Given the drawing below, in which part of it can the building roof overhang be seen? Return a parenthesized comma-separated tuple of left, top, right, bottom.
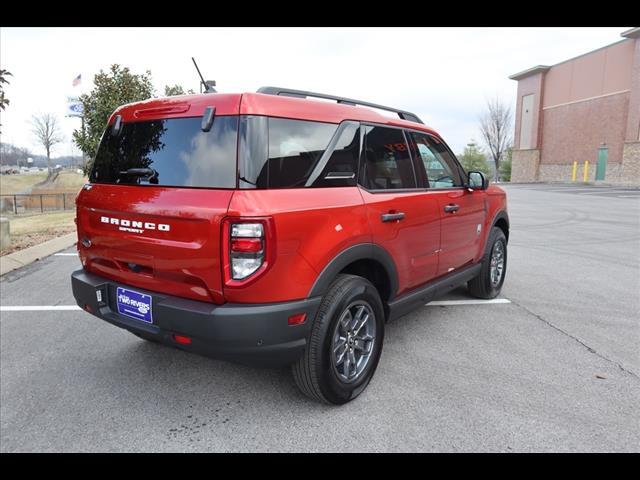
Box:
(508, 65, 550, 81)
(621, 27, 640, 39)
(509, 28, 638, 82)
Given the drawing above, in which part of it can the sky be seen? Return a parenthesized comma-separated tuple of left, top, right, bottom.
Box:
(0, 27, 631, 158)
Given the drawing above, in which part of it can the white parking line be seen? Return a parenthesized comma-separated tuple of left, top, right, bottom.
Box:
(426, 298, 511, 306)
(1, 298, 512, 312)
(54, 253, 78, 256)
(1, 306, 82, 311)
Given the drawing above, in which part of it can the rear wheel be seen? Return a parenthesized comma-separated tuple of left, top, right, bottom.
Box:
(292, 274, 385, 404)
(468, 226, 507, 299)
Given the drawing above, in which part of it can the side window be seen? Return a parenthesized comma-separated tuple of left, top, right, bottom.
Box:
(360, 126, 417, 190)
(307, 122, 360, 187)
(239, 117, 339, 189)
(267, 118, 338, 188)
(410, 132, 463, 188)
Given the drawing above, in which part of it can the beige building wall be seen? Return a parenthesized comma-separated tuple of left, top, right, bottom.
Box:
(542, 39, 633, 108)
(513, 72, 545, 151)
(509, 28, 640, 186)
(540, 91, 629, 168)
(624, 38, 640, 142)
(510, 69, 545, 183)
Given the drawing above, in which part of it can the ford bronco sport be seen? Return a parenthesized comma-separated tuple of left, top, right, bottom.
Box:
(71, 87, 509, 404)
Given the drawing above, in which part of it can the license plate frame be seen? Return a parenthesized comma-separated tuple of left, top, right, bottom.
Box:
(116, 287, 153, 324)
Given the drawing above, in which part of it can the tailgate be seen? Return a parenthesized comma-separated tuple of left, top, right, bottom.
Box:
(76, 184, 232, 304)
(75, 107, 241, 305)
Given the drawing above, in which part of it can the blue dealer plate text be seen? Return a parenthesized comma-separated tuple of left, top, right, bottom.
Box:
(116, 287, 153, 324)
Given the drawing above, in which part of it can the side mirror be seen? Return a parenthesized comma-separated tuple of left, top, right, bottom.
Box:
(468, 171, 489, 190)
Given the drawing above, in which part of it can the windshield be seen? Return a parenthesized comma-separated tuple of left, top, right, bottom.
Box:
(90, 116, 238, 188)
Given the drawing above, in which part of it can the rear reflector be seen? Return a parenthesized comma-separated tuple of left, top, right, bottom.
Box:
(288, 313, 307, 326)
(173, 334, 192, 345)
(231, 237, 263, 253)
(84, 304, 93, 313)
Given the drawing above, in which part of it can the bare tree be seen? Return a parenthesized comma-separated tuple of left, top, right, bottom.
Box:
(0, 142, 31, 167)
(30, 113, 63, 173)
(479, 97, 512, 182)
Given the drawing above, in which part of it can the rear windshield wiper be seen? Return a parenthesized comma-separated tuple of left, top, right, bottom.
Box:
(118, 168, 159, 184)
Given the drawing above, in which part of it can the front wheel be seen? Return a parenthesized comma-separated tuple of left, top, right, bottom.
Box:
(468, 226, 507, 299)
(292, 274, 385, 405)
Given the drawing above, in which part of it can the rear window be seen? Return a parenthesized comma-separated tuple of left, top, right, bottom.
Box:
(90, 116, 238, 188)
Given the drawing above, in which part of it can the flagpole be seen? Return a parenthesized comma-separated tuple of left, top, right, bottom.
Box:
(78, 74, 84, 171)
(68, 73, 85, 171)
(81, 114, 86, 170)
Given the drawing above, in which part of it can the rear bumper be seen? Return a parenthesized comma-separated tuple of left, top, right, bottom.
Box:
(71, 269, 321, 367)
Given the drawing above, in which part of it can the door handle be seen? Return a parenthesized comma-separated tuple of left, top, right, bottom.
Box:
(444, 204, 459, 213)
(381, 212, 405, 222)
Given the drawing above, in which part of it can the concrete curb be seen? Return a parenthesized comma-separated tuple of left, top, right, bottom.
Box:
(503, 181, 640, 189)
(0, 233, 77, 277)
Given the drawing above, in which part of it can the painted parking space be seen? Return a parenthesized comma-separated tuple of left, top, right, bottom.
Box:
(1, 185, 639, 452)
(506, 183, 640, 199)
(0, 298, 513, 312)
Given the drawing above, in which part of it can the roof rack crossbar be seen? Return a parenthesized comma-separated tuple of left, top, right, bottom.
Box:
(257, 86, 423, 124)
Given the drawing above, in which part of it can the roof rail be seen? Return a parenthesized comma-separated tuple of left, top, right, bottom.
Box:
(257, 86, 423, 124)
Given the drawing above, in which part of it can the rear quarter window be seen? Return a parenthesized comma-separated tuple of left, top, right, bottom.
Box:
(239, 117, 359, 189)
(267, 118, 337, 188)
(90, 116, 238, 188)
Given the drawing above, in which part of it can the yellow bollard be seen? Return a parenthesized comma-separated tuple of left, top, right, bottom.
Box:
(572, 161, 577, 182)
(583, 161, 589, 182)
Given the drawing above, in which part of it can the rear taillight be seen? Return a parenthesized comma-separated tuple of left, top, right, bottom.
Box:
(230, 222, 264, 280)
(222, 217, 275, 286)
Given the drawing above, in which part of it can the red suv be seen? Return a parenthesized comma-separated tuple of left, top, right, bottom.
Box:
(71, 87, 509, 404)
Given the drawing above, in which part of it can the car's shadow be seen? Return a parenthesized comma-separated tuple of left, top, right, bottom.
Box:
(76, 286, 473, 413)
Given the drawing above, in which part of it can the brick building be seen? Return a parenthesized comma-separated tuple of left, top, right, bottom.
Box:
(509, 27, 640, 185)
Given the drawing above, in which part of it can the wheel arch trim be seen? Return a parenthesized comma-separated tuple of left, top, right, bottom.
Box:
(308, 243, 399, 300)
(491, 210, 510, 242)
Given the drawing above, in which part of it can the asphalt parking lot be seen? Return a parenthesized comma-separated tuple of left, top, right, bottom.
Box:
(1, 183, 639, 452)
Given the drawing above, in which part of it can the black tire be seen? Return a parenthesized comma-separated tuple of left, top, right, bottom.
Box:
(468, 226, 507, 299)
(292, 274, 385, 405)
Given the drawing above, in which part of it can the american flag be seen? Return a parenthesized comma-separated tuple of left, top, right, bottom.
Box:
(72, 74, 81, 87)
